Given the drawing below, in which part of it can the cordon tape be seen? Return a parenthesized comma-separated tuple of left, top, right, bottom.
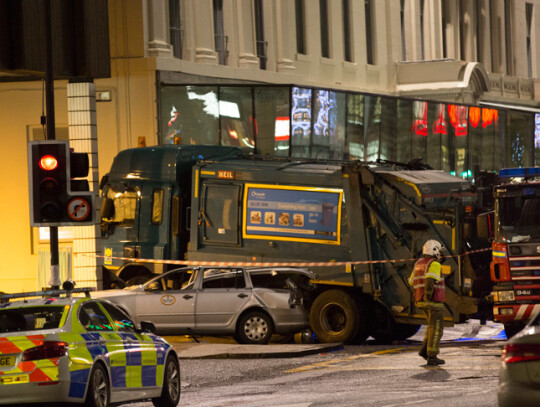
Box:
(90, 247, 491, 268)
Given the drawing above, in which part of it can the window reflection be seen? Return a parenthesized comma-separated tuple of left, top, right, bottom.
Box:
(158, 84, 538, 175)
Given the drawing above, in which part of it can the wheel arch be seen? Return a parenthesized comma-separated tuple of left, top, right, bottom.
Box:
(235, 307, 275, 333)
(84, 358, 111, 401)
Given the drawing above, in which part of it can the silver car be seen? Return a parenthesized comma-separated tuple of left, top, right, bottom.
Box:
(94, 266, 316, 344)
(499, 311, 540, 406)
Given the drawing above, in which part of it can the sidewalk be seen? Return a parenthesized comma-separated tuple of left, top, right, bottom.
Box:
(165, 319, 506, 359)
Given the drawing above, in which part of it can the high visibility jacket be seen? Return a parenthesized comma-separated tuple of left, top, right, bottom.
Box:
(409, 257, 445, 303)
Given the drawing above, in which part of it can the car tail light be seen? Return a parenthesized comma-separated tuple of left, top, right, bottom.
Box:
(502, 343, 540, 364)
(22, 341, 67, 361)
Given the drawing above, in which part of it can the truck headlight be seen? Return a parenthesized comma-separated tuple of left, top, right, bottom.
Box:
(492, 290, 515, 302)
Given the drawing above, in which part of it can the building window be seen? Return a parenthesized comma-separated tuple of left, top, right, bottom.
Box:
(400, 0, 406, 61)
(476, 0, 482, 63)
(505, 0, 514, 75)
(295, 0, 306, 54)
(254, 0, 267, 70)
(169, 0, 182, 58)
(526, 2, 534, 78)
(320, 0, 330, 58)
(342, 0, 352, 62)
(441, 0, 447, 59)
(420, 0, 425, 60)
(213, 0, 227, 65)
(365, 0, 374, 64)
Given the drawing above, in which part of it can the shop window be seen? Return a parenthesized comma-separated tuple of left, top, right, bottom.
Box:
(219, 87, 254, 149)
(291, 87, 312, 158)
(380, 98, 397, 162)
(396, 99, 412, 163)
(364, 95, 381, 162)
(159, 85, 219, 145)
(506, 111, 533, 168)
(346, 94, 364, 160)
(254, 87, 290, 156)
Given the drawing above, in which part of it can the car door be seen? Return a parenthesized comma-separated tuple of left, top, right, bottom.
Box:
(135, 268, 198, 334)
(194, 268, 252, 333)
(99, 301, 160, 389)
(78, 301, 126, 396)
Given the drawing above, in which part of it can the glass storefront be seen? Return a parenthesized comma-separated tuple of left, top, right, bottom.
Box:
(158, 83, 538, 177)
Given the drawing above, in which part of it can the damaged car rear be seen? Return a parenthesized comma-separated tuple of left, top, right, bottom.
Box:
(93, 266, 316, 344)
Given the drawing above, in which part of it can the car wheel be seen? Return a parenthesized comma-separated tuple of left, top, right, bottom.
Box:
(236, 311, 274, 344)
(310, 289, 359, 344)
(84, 363, 110, 407)
(152, 354, 181, 407)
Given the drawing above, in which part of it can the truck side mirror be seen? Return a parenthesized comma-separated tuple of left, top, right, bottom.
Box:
(101, 197, 115, 220)
(99, 174, 109, 190)
(476, 211, 493, 241)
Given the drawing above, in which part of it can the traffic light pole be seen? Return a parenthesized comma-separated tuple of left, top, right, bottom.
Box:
(44, 0, 60, 289)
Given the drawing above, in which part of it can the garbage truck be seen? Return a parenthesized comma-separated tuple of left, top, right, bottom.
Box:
(488, 167, 540, 337)
(100, 144, 491, 343)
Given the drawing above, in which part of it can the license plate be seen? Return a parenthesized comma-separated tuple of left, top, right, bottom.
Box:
(0, 374, 29, 385)
(0, 355, 15, 368)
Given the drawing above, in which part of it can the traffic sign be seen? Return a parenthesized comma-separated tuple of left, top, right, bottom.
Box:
(66, 197, 91, 221)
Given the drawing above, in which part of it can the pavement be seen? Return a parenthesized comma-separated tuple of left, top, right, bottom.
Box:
(165, 319, 507, 359)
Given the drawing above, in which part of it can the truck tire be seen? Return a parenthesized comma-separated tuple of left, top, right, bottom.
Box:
(310, 290, 359, 344)
(368, 303, 396, 343)
(393, 323, 421, 340)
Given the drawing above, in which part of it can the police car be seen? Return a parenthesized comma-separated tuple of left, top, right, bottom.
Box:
(0, 283, 180, 407)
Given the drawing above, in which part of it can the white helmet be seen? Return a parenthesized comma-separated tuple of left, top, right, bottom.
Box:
(422, 240, 443, 260)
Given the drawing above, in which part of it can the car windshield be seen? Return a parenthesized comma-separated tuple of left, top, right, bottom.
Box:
(0, 306, 66, 333)
(144, 268, 197, 291)
(496, 195, 540, 242)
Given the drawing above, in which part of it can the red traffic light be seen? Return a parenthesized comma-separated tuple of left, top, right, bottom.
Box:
(39, 155, 59, 171)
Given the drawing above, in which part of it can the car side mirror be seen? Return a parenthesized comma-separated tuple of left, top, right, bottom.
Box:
(139, 320, 156, 334)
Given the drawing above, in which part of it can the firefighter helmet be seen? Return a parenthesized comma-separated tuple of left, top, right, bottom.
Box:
(422, 240, 443, 260)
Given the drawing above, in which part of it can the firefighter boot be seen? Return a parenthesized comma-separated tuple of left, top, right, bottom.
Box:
(419, 344, 428, 360)
(427, 356, 445, 366)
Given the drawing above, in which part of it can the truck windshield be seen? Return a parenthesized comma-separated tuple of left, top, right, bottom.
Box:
(0, 306, 66, 333)
(496, 195, 540, 243)
(104, 185, 138, 226)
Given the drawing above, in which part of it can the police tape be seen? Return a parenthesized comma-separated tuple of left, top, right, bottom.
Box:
(94, 247, 491, 268)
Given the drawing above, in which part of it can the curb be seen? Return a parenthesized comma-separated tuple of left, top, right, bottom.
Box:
(173, 343, 344, 359)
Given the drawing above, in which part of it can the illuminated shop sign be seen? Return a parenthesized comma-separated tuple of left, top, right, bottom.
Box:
(412, 102, 499, 137)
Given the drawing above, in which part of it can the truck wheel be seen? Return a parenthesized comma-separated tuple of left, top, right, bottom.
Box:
(310, 290, 359, 344)
(368, 303, 395, 343)
(393, 323, 421, 340)
(236, 311, 274, 344)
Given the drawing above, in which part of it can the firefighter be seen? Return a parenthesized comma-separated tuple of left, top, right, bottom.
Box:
(408, 239, 446, 366)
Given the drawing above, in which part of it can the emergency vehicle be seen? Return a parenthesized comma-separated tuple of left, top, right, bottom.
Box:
(0, 282, 180, 407)
(489, 167, 540, 337)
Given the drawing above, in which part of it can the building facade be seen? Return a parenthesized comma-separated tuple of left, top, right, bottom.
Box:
(1, 0, 540, 291)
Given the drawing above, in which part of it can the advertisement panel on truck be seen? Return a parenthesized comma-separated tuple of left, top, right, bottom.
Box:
(242, 184, 343, 245)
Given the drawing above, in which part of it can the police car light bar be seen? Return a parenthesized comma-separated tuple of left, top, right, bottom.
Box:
(0, 287, 96, 301)
(499, 167, 540, 178)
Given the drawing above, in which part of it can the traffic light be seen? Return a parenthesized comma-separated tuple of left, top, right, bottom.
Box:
(28, 140, 93, 226)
